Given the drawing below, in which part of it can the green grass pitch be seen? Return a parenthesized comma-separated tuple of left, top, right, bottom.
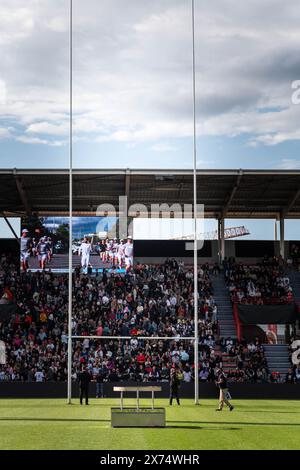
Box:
(0, 398, 299, 450)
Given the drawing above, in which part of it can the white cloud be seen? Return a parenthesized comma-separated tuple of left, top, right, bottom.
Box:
(197, 159, 215, 168)
(150, 143, 177, 152)
(0, 127, 12, 139)
(276, 158, 300, 169)
(26, 121, 68, 136)
(1, 0, 300, 151)
(16, 135, 65, 146)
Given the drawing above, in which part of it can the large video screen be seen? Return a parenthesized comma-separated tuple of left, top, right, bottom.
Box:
(20, 216, 133, 273)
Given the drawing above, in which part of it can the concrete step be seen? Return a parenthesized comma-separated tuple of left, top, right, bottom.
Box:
(263, 344, 291, 375)
(264, 348, 289, 354)
(212, 275, 236, 338)
(220, 331, 237, 337)
(265, 348, 289, 351)
(218, 315, 235, 319)
(264, 348, 289, 352)
(267, 360, 290, 364)
(266, 359, 290, 364)
(265, 354, 289, 358)
(265, 357, 290, 360)
(219, 319, 235, 323)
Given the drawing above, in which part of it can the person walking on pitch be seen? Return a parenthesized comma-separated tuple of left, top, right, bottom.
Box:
(215, 368, 234, 411)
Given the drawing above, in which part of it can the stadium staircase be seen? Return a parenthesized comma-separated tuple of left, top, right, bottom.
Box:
(262, 267, 299, 380)
(259, 267, 297, 379)
(211, 274, 238, 374)
(212, 267, 297, 379)
(212, 273, 237, 339)
(263, 344, 291, 380)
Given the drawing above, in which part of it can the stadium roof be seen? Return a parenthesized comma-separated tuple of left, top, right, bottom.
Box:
(1, 168, 300, 219)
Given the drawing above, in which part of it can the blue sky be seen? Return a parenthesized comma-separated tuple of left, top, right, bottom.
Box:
(2, 134, 300, 170)
(43, 217, 300, 241)
(1, 0, 300, 171)
(0, 1, 300, 239)
(0, 0, 300, 169)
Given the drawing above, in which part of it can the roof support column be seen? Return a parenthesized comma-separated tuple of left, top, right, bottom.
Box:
(218, 217, 225, 264)
(14, 175, 32, 216)
(279, 216, 285, 260)
(125, 169, 131, 206)
(274, 220, 278, 241)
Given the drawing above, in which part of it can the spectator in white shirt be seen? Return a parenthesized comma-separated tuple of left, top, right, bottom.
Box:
(35, 370, 45, 382)
(183, 370, 192, 382)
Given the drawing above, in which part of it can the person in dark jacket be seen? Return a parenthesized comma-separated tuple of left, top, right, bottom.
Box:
(78, 366, 91, 405)
(285, 368, 295, 384)
(215, 368, 234, 411)
(169, 365, 181, 405)
(96, 368, 106, 398)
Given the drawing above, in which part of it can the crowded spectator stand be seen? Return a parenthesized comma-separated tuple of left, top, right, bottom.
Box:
(224, 256, 294, 305)
(0, 253, 275, 386)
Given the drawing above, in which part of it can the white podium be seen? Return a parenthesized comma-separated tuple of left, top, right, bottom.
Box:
(111, 386, 166, 427)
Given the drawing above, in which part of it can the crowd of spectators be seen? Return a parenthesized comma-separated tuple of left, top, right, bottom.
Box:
(0, 252, 275, 385)
(219, 336, 269, 383)
(223, 256, 293, 304)
(0, 255, 219, 383)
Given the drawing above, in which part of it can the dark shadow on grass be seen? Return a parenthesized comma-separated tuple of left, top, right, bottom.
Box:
(239, 410, 300, 414)
(0, 417, 241, 431)
(168, 420, 300, 427)
(0, 417, 110, 423)
(167, 425, 241, 430)
(1, 417, 300, 428)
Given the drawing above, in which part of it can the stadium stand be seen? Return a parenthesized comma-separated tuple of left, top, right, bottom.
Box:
(223, 256, 293, 305)
(0, 252, 274, 384)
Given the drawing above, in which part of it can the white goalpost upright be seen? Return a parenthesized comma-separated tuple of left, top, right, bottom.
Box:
(191, 0, 199, 406)
(66, 0, 199, 405)
(67, 0, 73, 405)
